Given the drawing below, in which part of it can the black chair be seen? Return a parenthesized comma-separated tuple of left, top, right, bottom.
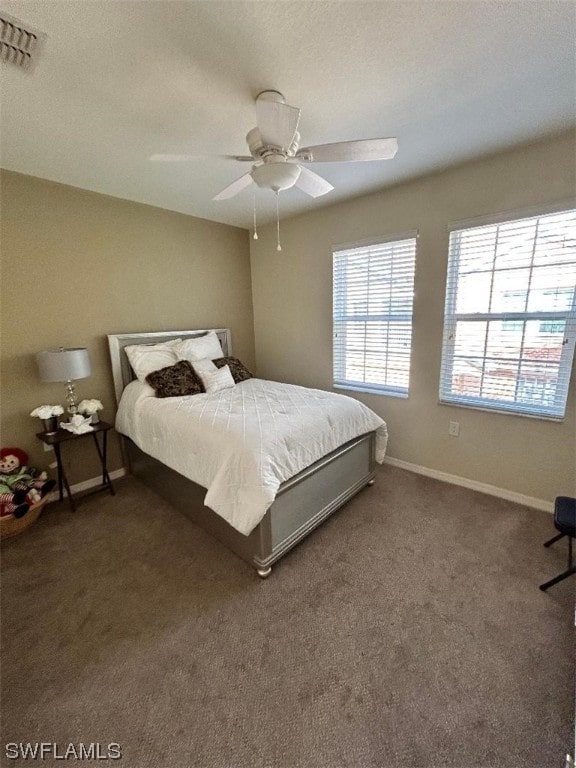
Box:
(540, 496, 576, 591)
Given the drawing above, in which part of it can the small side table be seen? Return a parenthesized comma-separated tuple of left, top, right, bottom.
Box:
(36, 420, 116, 512)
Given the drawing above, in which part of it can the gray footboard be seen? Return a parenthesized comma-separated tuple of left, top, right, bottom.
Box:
(125, 432, 376, 576)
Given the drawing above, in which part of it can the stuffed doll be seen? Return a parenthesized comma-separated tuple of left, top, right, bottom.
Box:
(0, 448, 55, 518)
(0, 488, 30, 519)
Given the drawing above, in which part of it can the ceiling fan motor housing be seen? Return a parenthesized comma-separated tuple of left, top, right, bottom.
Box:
(247, 127, 300, 159)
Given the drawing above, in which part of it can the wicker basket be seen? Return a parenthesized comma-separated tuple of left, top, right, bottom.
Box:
(0, 496, 49, 540)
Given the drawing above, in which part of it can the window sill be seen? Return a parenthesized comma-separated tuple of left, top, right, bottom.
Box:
(438, 398, 565, 422)
(334, 384, 408, 399)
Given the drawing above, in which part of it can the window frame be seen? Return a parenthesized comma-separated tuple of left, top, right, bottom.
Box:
(439, 208, 576, 420)
(332, 232, 418, 398)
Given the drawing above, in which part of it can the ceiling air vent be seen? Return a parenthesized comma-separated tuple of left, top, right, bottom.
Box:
(0, 11, 45, 70)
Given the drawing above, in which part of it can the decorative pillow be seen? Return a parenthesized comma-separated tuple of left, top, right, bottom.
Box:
(192, 357, 218, 376)
(213, 357, 253, 384)
(146, 360, 205, 398)
(197, 364, 236, 394)
(176, 331, 224, 363)
(125, 338, 182, 383)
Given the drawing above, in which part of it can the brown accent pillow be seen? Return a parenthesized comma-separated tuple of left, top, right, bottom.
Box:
(213, 357, 253, 384)
(146, 360, 205, 398)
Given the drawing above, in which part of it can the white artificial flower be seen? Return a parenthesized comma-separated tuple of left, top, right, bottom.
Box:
(78, 399, 103, 414)
(30, 404, 64, 419)
(30, 406, 52, 419)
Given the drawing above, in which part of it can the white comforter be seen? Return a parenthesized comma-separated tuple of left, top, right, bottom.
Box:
(116, 378, 388, 535)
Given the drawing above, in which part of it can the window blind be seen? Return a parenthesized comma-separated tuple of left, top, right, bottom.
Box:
(439, 208, 576, 419)
(333, 236, 417, 396)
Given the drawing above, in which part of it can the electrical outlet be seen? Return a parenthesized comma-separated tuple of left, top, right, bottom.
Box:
(42, 442, 53, 452)
(449, 421, 460, 437)
(49, 461, 58, 469)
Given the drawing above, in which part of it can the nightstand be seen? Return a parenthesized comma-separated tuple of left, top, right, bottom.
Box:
(36, 420, 116, 512)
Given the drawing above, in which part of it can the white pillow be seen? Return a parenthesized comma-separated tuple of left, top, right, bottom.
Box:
(192, 358, 217, 375)
(124, 338, 182, 383)
(176, 331, 224, 363)
(197, 365, 235, 394)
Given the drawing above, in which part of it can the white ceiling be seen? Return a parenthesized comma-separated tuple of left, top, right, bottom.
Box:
(1, 1, 575, 229)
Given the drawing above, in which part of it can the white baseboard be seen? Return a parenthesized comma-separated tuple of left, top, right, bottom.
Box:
(383, 456, 554, 513)
(45, 467, 127, 503)
(44, 460, 554, 514)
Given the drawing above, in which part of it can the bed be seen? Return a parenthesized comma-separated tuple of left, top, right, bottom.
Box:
(108, 329, 388, 577)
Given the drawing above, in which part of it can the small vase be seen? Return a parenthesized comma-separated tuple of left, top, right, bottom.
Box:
(42, 416, 58, 434)
(89, 413, 99, 424)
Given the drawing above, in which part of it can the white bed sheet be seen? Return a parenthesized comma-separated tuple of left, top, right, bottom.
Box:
(116, 378, 388, 535)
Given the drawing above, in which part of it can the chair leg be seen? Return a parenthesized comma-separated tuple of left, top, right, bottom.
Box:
(539, 566, 576, 592)
(544, 532, 565, 547)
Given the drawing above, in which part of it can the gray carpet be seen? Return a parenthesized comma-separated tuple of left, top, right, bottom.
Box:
(1, 466, 573, 768)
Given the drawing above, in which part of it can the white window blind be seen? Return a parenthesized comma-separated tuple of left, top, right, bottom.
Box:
(439, 208, 576, 419)
(333, 235, 417, 397)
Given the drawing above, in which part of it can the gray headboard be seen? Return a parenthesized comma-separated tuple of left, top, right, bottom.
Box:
(107, 328, 231, 405)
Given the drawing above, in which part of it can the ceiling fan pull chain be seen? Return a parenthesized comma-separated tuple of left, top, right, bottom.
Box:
(252, 189, 258, 240)
(276, 191, 282, 252)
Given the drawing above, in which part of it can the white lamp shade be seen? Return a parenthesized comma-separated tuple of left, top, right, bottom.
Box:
(36, 348, 91, 382)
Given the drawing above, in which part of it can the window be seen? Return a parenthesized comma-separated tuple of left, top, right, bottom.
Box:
(439, 208, 576, 419)
(332, 235, 417, 397)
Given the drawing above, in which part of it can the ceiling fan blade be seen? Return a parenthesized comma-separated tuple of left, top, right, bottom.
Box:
(150, 153, 200, 162)
(213, 172, 254, 201)
(294, 166, 334, 198)
(221, 155, 254, 162)
(256, 99, 301, 149)
(296, 138, 398, 163)
(150, 153, 254, 162)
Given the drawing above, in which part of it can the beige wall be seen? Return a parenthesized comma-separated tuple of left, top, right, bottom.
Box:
(250, 131, 576, 504)
(1, 171, 254, 484)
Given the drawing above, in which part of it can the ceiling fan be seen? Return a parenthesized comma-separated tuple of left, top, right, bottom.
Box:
(152, 90, 398, 202)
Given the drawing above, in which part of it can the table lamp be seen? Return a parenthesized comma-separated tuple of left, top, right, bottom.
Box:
(36, 348, 91, 414)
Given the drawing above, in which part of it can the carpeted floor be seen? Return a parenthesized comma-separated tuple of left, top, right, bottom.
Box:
(1, 465, 573, 768)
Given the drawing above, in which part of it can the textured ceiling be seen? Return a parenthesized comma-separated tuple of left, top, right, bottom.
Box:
(1, 0, 575, 228)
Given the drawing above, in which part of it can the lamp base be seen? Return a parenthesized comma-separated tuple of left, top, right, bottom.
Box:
(65, 380, 78, 415)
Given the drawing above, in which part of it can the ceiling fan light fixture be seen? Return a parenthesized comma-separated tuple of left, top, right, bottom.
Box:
(206, 89, 398, 204)
(251, 162, 301, 192)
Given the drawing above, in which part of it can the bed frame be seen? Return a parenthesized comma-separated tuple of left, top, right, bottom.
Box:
(108, 329, 376, 577)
